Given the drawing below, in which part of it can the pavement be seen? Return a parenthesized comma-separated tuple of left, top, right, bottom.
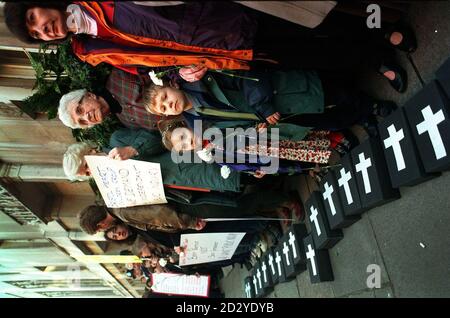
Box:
(219, 1, 450, 298)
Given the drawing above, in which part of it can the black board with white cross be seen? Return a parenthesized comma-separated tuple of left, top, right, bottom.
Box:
(303, 234, 334, 283)
(436, 56, 450, 99)
(244, 276, 255, 298)
(305, 191, 343, 250)
(319, 172, 360, 229)
(283, 224, 308, 277)
(331, 154, 366, 216)
(258, 252, 274, 292)
(378, 107, 437, 187)
(403, 80, 450, 172)
(351, 138, 401, 209)
(251, 262, 265, 298)
(264, 247, 279, 286)
(273, 244, 289, 283)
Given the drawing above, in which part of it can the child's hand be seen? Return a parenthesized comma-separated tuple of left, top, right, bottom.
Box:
(253, 170, 267, 178)
(266, 112, 281, 125)
(195, 218, 207, 231)
(108, 146, 138, 160)
(257, 122, 267, 133)
(179, 65, 208, 82)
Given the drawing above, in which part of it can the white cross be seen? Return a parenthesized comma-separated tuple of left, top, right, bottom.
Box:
(288, 232, 298, 259)
(282, 242, 291, 266)
(256, 268, 262, 289)
(261, 261, 268, 283)
(309, 205, 322, 236)
(252, 276, 258, 294)
(323, 182, 337, 216)
(268, 254, 276, 275)
(306, 244, 317, 276)
(355, 152, 373, 194)
(416, 105, 447, 160)
(245, 282, 251, 298)
(383, 124, 406, 171)
(338, 168, 354, 205)
(275, 251, 283, 277)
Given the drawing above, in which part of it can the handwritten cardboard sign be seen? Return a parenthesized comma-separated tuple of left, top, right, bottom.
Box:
(85, 156, 167, 208)
(178, 232, 245, 266)
(150, 273, 210, 297)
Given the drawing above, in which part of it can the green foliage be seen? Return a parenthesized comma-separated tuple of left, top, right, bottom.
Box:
(22, 39, 116, 145)
(22, 40, 111, 119)
(71, 114, 123, 148)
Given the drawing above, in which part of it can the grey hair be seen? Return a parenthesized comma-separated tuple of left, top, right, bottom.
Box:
(58, 89, 87, 129)
(63, 142, 97, 181)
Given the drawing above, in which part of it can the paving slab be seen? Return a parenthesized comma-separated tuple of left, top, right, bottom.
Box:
(327, 215, 391, 297)
(296, 271, 335, 298)
(367, 173, 450, 297)
(273, 280, 301, 298)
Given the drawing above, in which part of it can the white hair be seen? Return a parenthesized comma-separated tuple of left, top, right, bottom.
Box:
(58, 89, 87, 129)
(63, 142, 97, 181)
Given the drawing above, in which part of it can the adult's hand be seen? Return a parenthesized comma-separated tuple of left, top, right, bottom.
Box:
(266, 112, 281, 125)
(108, 146, 138, 160)
(179, 65, 208, 82)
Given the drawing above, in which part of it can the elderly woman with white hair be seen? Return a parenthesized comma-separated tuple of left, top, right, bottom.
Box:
(63, 142, 100, 181)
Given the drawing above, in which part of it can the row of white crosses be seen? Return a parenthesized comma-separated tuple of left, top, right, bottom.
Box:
(245, 224, 309, 297)
(245, 75, 450, 296)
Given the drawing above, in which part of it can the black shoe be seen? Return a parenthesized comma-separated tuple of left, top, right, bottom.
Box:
(384, 23, 417, 53)
(373, 100, 398, 118)
(379, 62, 408, 93)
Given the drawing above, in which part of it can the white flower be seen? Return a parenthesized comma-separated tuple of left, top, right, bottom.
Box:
(158, 258, 167, 267)
(149, 71, 164, 86)
(220, 165, 231, 179)
(196, 148, 214, 163)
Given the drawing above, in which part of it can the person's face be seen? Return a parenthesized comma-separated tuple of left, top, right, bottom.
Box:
(106, 224, 130, 241)
(170, 127, 201, 152)
(153, 87, 189, 116)
(26, 7, 69, 41)
(77, 149, 101, 177)
(70, 92, 111, 127)
(97, 213, 117, 232)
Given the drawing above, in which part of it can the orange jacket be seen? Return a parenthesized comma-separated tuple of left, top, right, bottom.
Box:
(71, 2, 253, 74)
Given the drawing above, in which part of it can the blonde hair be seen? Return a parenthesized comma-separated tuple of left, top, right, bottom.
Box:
(158, 117, 188, 150)
(143, 83, 166, 115)
(63, 142, 97, 181)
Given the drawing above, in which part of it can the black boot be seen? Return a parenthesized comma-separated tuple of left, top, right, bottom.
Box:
(378, 61, 408, 93)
